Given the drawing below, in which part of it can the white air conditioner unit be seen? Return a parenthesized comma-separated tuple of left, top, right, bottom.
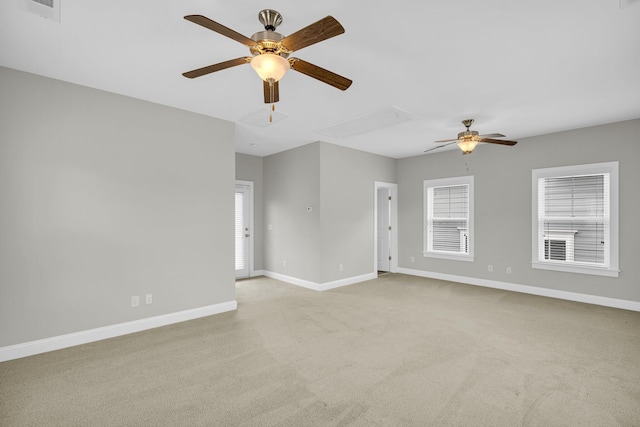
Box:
(543, 230, 577, 262)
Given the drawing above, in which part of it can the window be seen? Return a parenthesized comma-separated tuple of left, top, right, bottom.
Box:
(532, 162, 619, 277)
(423, 176, 474, 261)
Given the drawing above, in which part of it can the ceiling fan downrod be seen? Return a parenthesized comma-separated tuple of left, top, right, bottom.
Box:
(258, 9, 283, 31)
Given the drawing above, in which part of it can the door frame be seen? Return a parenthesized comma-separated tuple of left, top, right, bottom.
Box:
(374, 181, 398, 274)
(235, 180, 254, 279)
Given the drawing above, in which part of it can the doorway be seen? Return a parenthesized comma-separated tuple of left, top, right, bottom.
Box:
(374, 182, 398, 275)
(235, 181, 253, 279)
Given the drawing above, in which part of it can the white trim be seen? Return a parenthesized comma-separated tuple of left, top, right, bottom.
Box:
(421, 251, 475, 262)
(263, 271, 320, 290)
(250, 269, 265, 277)
(374, 181, 398, 274)
(0, 301, 237, 362)
(531, 261, 620, 277)
(319, 273, 377, 291)
(263, 271, 376, 291)
(397, 267, 639, 312)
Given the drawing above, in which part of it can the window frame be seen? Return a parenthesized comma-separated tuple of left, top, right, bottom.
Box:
(531, 162, 619, 277)
(423, 175, 474, 262)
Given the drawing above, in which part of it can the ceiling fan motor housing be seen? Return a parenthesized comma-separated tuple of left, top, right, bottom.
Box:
(250, 31, 290, 57)
(458, 130, 479, 140)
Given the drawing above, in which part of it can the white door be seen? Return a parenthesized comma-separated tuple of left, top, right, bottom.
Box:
(235, 184, 251, 279)
(377, 187, 391, 272)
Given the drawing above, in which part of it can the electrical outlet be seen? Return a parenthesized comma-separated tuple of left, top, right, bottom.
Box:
(506, 267, 512, 274)
(131, 296, 139, 307)
(283, 260, 287, 268)
(146, 294, 152, 304)
(488, 265, 493, 272)
(339, 264, 343, 271)
(410, 256, 415, 263)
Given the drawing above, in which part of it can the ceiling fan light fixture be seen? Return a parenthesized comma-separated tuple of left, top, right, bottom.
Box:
(457, 138, 479, 154)
(250, 53, 290, 83)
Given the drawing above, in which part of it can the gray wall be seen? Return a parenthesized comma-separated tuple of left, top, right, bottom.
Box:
(319, 142, 396, 282)
(0, 67, 236, 347)
(264, 142, 322, 282)
(263, 141, 395, 284)
(397, 119, 640, 302)
(235, 153, 264, 272)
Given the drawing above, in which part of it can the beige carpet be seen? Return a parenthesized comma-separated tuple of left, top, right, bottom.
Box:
(1, 274, 639, 426)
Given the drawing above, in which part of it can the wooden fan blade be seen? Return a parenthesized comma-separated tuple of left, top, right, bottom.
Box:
(289, 58, 352, 91)
(425, 142, 457, 153)
(434, 138, 459, 143)
(280, 16, 345, 52)
(263, 80, 280, 104)
(479, 138, 518, 146)
(184, 15, 257, 48)
(182, 57, 250, 79)
(478, 133, 505, 138)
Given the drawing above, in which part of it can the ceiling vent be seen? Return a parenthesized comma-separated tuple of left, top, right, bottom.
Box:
(26, 0, 61, 22)
(240, 108, 289, 128)
(318, 106, 415, 139)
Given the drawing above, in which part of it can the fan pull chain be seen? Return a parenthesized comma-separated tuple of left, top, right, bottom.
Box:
(268, 79, 275, 123)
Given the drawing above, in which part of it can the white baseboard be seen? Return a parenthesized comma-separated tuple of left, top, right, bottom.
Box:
(319, 273, 377, 291)
(0, 300, 237, 362)
(263, 271, 377, 291)
(263, 271, 320, 290)
(397, 267, 640, 312)
(250, 269, 265, 277)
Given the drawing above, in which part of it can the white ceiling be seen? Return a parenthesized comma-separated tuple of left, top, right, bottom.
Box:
(1, 0, 639, 158)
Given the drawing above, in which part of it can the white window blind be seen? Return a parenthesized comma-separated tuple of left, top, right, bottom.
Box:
(235, 191, 245, 270)
(532, 162, 619, 277)
(539, 174, 607, 264)
(424, 176, 474, 261)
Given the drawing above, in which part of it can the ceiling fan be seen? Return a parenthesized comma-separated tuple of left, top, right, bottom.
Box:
(426, 119, 518, 154)
(182, 10, 352, 107)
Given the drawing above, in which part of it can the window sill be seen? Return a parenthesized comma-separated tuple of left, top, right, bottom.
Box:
(423, 252, 474, 262)
(531, 261, 619, 278)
